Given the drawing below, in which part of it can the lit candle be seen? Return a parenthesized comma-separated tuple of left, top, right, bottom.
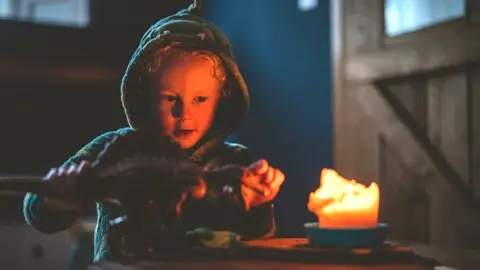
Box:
(307, 169, 379, 229)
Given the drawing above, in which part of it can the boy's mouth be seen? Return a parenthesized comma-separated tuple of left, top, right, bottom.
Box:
(173, 129, 195, 138)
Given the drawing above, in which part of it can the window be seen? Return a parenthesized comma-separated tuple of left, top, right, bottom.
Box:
(0, 0, 12, 17)
(385, 0, 465, 37)
(0, 0, 89, 27)
(298, 0, 317, 12)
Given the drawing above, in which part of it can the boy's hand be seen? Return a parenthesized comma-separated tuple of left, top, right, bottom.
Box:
(43, 161, 91, 211)
(241, 159, 285, 210)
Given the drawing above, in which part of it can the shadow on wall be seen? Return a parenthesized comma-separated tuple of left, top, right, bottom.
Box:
(204, 0, 332, 236)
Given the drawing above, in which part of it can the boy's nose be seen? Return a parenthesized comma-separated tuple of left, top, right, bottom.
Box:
(172, 101, 193, 120)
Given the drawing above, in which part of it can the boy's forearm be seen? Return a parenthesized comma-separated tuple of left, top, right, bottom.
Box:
(22, 130, 122, 233)
(23, 192, 79, 234)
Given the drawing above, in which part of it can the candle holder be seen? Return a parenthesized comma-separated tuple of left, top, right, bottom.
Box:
(304, 222, 388, 248)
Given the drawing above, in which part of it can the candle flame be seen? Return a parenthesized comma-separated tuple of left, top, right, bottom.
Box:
(307, 169, 379, 228)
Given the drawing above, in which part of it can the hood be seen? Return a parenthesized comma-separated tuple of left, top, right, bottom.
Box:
(120, 5, 249, 161)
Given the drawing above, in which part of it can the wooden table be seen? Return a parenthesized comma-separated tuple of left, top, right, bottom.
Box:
(90, 261, 435, 270)
(89, 238, 463, 270)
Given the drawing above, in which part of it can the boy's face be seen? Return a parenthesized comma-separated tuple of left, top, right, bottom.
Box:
(153, 54, 222, 149)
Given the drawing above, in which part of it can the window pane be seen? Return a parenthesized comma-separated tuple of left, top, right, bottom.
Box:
(33, 1, 89, 27)
(385, 0, 465, 37)
(0, 0, 12, 18)
(0, 0, 89, 28)
(298, 0, 318, 12)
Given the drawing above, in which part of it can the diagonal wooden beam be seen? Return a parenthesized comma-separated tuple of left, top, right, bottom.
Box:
(353, 82, 480, 218)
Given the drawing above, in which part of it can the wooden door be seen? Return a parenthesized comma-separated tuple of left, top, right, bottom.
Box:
(332, 0, 480, 248)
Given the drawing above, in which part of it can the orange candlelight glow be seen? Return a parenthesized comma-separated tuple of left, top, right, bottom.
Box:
(307, 169, 379, 229)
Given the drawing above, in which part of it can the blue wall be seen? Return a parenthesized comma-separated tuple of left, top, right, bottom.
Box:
(204, 0, 332, 236)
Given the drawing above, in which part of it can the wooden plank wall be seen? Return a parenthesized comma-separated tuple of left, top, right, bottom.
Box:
(333, 0, 480, 248)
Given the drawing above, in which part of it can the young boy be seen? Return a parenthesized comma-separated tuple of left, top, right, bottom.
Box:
(23, 5, 284, 263)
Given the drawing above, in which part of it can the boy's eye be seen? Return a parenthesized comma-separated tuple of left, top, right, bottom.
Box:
(160, 94, 177, 102)
(194, 96, 209, 103)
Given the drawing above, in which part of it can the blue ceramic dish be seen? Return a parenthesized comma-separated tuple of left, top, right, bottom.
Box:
(304, 222, 388, 248)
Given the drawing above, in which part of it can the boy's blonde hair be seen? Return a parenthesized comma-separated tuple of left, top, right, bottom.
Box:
(143, 44, 230, 97)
